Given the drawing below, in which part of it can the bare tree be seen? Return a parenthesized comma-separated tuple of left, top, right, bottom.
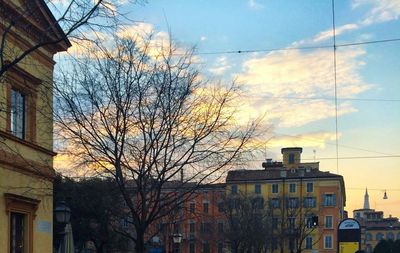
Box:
(224, 192, 274, 253)
(54, 34, 261, 253)
(273, 196, 320, 253)
(0, 0, 127, 79)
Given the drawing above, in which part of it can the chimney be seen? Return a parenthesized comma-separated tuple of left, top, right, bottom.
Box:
(281, 147, 303, 168)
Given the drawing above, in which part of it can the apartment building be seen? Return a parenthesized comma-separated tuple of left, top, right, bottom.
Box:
(226, 147, 346, 253)
(354, 189, 400, 252)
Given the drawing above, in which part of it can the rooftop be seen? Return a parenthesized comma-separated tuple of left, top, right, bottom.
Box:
(226, 167, 343, 182)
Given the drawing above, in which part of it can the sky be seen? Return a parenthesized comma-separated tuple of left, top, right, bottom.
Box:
(117, 0, 400, 217)
(58, 0, 400, 217)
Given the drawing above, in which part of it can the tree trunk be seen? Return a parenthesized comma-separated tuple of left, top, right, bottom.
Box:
(135, 230, 146, 253)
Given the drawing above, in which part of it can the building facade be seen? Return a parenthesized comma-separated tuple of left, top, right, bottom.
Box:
(354, 189, 400, 253)
(226, 147, 346, 253)
(0, 1, 69, 252)
(148, 184, 226, 253)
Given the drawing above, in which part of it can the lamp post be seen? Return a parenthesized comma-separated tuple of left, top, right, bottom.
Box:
(54, 201, 71, 252)
(172, 233, 182, 253)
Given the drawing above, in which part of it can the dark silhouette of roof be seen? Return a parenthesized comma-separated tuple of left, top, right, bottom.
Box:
(226, 168, 343, 182)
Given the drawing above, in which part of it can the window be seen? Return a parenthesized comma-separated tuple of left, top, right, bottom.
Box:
(324, 235, 333, 249)
(5, 193, 40, 253)
(255, 184, 261, 194)
(272, 184, 278, 193)
(325, 216, 333, 228)
(270, 198, 280, 208)
(174, 223, 180, 233)
(305, 236, 313, 249)
(231, 185, 238, 194)
(10, 212, 26, 253)
(252, 197, 264, 209)
(121, 218, 129, 228)
(218, 242, 224, 253)
(288, 217, 296, 228)
(272, 240, 278, 250)
(287, 197, 298, 208)
(366, 233, 372, 241)
(289, 153, 295, 164)
(323, 193, 336, 206)
(397, 232, 400, 240)
(201, 222, 211, 234)
(217, 201, 224, 212)
(272, 217, 279, 229)
(203, 202, 209, 213)
(304, 197, 316, 208)
(305, 216, 318, 228)
(190, 202, 195, 213)
(189, 242, 195, 253)
(10, 89, 26, 139)
(289, 238, 295, 250)
(289, 183, 296, 193)
(218, 222, 224, 233)
(202, 242, 210, 253)
(189, 222, 196, 233)
(387, 232, 394, 240)
(376, 233, 383, 241)
(306, 182, 313, 192)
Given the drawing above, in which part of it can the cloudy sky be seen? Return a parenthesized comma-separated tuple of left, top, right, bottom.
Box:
(61, 0, 400, 216)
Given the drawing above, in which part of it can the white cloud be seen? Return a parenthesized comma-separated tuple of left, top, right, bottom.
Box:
(200, 36, 207, 41)
(235, 47, 371, 127)
(267, 132, 339, 149)
(312, 24, 359, 43)
(248, 0, 264, 10)
(353, 0, 400, 25)
(209, 56, 232, 76)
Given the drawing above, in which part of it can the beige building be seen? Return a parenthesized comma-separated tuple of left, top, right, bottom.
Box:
(354, 189, 400, 253)
(0, 1, 70, 252)
(226, 147, 346, 253)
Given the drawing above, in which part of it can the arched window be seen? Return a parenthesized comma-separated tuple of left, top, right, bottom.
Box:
(366, 233, 372, 241)
(397, 232, 400, 240)
(387, 232, 394, 240)
(376, 233, 384, 241)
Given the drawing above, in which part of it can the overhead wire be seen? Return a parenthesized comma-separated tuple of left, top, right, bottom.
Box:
(331, 0, 339, 174)
(192, 38, 400, 56)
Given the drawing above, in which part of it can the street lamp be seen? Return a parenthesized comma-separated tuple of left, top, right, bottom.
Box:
(54, 201, 71, 252)
(54, 201, 71, 224)
(172, 233, 182, 253)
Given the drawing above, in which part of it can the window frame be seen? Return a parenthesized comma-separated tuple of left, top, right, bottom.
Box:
(4, 65, 40, 142)
(5, 193, 40, 253)
(289, 183, 296, 193)
(324, 235, 333, 249)
(325, 215, 333, 228)
(305, 236, 313, 249)
(231, 185, 238, 195)
(203, 202, 209, 214)
(10, 88, 26, 139)
(306, 182, 313, 193)
(255, 184, 261, 194)
(272, 184, 279, 194)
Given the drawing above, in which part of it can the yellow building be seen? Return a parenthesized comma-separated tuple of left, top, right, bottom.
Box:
(354, 189, 400, 253)
(0, 1, 70, 252)
(226, 147, 346, 253)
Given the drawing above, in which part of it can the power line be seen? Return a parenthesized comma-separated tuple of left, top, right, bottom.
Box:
(249, 95, 400, 102)
(347, 187, 400, 191)
(193, 38, 400, 56)
(301, 155, 400, 160)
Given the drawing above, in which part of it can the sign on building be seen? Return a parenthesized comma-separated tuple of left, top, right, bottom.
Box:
(337, 218, 361, 253)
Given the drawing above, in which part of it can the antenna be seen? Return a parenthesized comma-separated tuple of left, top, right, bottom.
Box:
(313, 150, 316, 162)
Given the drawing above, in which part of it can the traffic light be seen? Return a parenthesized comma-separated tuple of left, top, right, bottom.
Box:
(312, 216, 318, 227)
